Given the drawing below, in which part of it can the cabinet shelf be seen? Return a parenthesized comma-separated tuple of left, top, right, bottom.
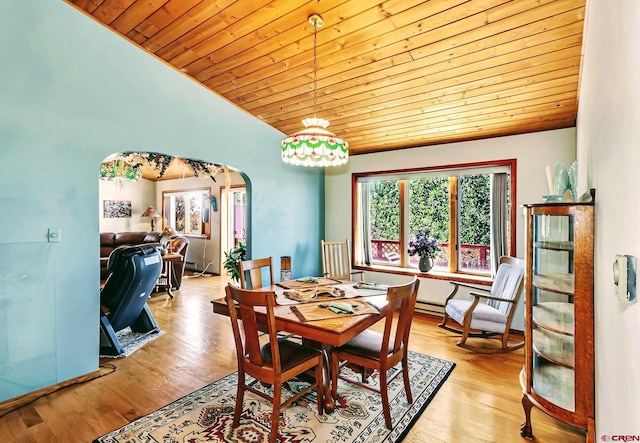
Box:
(532, 328, 574, 368)
(534, 240, 574, 251)
(532, 273, 574, 295)
(532, 302, 574, 335)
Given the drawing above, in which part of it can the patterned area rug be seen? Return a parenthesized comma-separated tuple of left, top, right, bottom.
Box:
(94, 351, 454, 443)
(100, 327, 165, 358)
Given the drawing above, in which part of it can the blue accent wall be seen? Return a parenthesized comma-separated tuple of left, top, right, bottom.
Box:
(0, 1, 323, 401)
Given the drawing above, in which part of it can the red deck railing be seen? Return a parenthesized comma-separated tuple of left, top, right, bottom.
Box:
(370, 239, 491, 272)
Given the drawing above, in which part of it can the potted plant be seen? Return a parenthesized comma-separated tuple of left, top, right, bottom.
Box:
(408, 232, 440, 272)
(223, 242, 246, 285)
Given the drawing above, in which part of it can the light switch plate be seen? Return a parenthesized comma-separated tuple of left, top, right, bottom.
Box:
(613, 254, 636, 302)
(48, 228, 62, 243)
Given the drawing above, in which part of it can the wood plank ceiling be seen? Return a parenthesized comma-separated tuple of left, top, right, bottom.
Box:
(67, 0, 586, 156)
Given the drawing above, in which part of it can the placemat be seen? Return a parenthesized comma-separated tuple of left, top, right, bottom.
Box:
(289, 299, 380, 322)
(276, 283, 388, 306)
(277, 277, 342, 290)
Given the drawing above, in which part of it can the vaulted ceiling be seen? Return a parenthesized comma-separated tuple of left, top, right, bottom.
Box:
(67, 0, 586, 156)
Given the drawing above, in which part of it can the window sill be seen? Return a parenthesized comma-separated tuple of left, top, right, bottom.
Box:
(354, 264, 493, 286)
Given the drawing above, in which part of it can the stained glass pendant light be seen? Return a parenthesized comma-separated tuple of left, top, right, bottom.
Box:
(281, 14, 348, 167)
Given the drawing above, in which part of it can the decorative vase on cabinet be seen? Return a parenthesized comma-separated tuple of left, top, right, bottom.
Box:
(520, 190, 595, 441)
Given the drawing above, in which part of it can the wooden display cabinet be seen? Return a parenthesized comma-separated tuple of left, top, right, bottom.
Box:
(520, 195, 595, 441)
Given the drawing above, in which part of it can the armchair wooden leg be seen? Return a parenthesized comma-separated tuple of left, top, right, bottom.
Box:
(233, 374, 245, 428)
(380, 375, 392, 429)
(270, 386, 281, 443)
(402, 357, 413, 404)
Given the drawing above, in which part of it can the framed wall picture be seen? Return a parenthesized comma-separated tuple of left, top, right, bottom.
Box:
(103, 200, 132, 218)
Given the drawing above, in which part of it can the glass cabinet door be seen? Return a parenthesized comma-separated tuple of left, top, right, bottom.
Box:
(530, 213, 575, 412)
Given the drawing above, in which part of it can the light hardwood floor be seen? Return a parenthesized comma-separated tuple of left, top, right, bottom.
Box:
(0, 275, 586, 442)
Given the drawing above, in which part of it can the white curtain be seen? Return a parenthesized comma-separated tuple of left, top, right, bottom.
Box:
(490, 173, 508, 276)
(358, 182, 373, 266)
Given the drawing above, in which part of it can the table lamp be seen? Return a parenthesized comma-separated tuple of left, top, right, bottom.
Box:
(141, 206, 161, 231)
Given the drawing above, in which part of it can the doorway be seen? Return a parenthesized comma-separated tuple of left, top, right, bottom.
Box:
(219, 185, 247, 276)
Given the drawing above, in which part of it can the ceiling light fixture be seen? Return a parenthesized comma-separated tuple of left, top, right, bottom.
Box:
(281, 14, 348, 167)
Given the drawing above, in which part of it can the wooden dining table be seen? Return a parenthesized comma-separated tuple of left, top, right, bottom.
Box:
(211, 282, 389, 412)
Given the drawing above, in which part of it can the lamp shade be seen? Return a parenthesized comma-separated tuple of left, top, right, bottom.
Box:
(141, 207, 161, 218)
(281, 117, 349, 167)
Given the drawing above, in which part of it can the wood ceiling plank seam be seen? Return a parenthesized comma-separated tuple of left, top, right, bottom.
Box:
(91, 0, 137, 25)
(355, 117, 575, 153)
(166, 0, 287, 70)
(217, 14, 584, 103)
(288, 93, 579, 137)
(232, 26, 582, 110)
(346, 111, 577, 145)
(299, 71, 580, 131)
(327, 94, 579, 137)
(110, 0, 170, 35)
(386, 0, 504, 36)
(140, 2, 236, 53)
(197, 0, 503, 89)
(268, 44, 582, 119)
(193, 1, 413, 84)
(211, 7, 584, 107)
(70, 0, 97, 13)
(350, 118, 575, 152)
(194, 5, 398, 85)
(342, 97, 578, 139)
(154, 10, 237, 62)
(247, 45, 582, 120)
(380, 0, 471, 23)
(436, 112, 578, 138)
(128, 0, 207, 41)
(426, 108, 580, 134)
(226, 52, 415, 106)
(335, 84, 579, 133)
(409, 10, 585, 62)
(486, 0, 582, 25)
(174, 0, 354, 72)
(268, 57, 581, 128)
(79, 0, 107, 15)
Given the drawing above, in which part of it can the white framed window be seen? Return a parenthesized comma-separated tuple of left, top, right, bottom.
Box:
(162, 188, 211, 238)
(353, 159, 516, 277)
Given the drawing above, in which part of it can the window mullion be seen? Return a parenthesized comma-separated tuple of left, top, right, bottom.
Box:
(449, 176, 458, 273)
(399, 179, 408, 268)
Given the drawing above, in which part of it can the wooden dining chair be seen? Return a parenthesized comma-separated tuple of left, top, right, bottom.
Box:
(321, 239, 364, 281)
(330, 277, 420, 429)
(225, 284, 324, 443)
(438, 255, 525, 353)
(239, 257, 274, 289)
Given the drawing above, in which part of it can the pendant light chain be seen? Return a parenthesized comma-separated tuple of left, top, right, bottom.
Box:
(312, 20, 318, 119)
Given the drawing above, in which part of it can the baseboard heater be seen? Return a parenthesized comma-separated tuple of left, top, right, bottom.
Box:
(415, 300, 445, 317)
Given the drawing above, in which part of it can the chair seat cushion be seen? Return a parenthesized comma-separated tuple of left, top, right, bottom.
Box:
(261, 339, 322, 371)
(336, 329, 394, 360)
(445, 299, 507, 333)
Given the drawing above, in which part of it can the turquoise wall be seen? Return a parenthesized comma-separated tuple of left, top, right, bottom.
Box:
(0, 1, 324, 401)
